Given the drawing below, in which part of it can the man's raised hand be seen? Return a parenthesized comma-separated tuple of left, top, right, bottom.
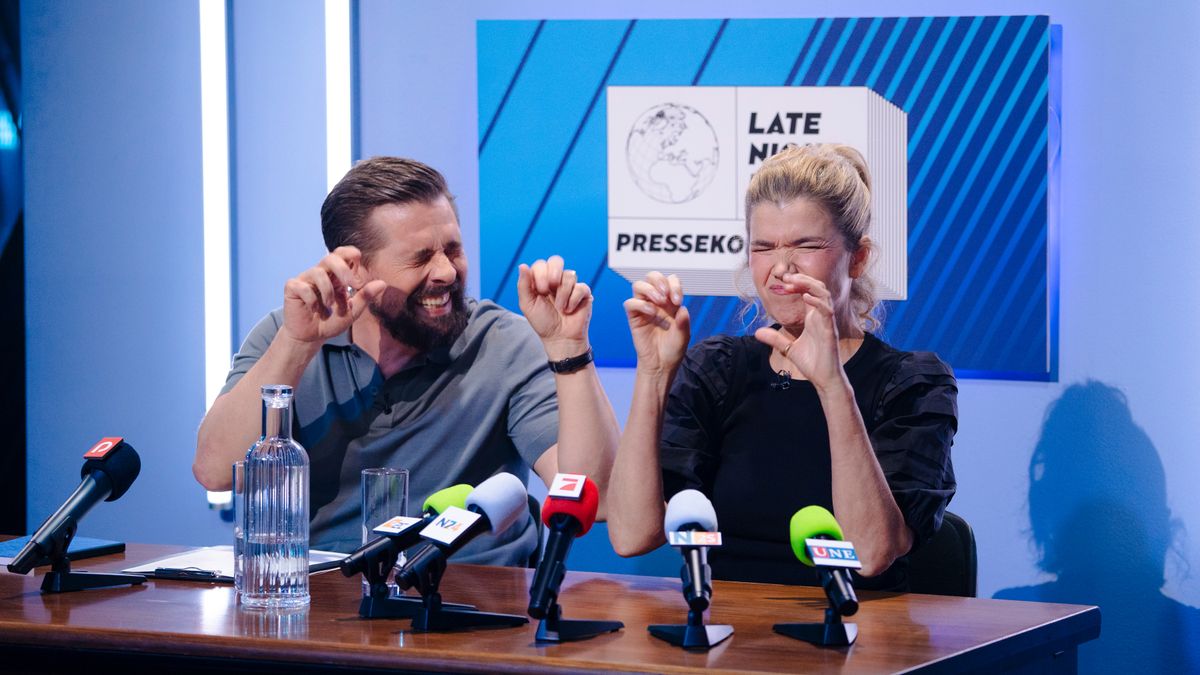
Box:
(518, 255, 593, 360)
(282, 246, 385, 344)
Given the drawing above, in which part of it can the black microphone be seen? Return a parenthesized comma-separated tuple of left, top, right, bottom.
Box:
(339, 483, 473, 578)
(527, 476, 600, 619)
(8, 439, 141, 575)
(395, 473, 528, 591)
(663, 489, 720, 613)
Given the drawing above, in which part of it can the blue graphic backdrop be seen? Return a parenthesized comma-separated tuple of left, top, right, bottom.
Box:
(478, 17, 1056, 380)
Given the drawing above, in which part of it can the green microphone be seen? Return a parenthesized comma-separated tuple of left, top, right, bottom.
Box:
(788, 505, 858, 616)
(423, 484, 473, 517)
(789, 505, 846, 566)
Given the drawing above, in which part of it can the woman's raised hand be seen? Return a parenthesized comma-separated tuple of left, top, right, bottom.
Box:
(754, 271, 846, 391)
(624, 271, 690, 376)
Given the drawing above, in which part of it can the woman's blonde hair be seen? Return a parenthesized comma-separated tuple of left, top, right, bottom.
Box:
(742, 143, 881, 332)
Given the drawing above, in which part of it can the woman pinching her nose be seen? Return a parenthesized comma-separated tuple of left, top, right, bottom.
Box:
(606, 144, 958, 590)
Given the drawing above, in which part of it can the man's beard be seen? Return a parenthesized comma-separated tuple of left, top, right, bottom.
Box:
(370, 282, 469, 352)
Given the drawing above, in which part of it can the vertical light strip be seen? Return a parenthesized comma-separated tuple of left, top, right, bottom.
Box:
(325, 0, 352, 189)
(200, 0, 231, 410)
(200, 0, 233, 508)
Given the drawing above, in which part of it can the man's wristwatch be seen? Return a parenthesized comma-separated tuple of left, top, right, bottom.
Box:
(547, 347, 594, 374)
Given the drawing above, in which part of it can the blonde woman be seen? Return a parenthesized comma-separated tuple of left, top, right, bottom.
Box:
(607, 144, 957, 589)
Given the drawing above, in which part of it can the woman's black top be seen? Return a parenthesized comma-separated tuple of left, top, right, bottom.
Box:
(660, 332, 958, 590)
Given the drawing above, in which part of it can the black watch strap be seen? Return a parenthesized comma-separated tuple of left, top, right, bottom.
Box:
(547, 348, 594, 374)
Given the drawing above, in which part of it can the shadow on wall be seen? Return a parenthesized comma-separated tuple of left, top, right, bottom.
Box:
(994, 381, 1200, 672)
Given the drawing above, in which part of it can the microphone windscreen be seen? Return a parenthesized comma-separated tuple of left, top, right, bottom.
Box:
(789, 505, 845, 567)
(81, 441, 141, 502)
(542, 477, 600, 536)
(663, 489, 718, 533)
(465, 472, 528, 535)
(423, 483, 473, 515)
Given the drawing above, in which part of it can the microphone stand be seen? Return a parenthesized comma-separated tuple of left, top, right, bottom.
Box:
(354, 539, 475, 619)
(530, 515, 623, 642)
(647, 545, 733, 650)
(36, 521, 145, 594)
(648, 608, 735, 651)
(534, 593, 623, 643)
(406, 550, 528, 632)
(773, 569, 859, 646)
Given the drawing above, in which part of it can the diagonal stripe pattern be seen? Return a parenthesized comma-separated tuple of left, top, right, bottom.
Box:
(478, 16, 1052, 379)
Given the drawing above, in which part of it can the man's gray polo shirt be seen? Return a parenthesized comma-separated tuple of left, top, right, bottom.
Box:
(222, 299, 558, 566)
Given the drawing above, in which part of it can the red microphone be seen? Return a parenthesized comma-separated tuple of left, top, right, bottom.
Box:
(528, 475, 600, 618)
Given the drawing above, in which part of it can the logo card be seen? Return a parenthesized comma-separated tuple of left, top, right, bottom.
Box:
(373, 516, 422, 536)
(668, 531, 722, 547)
(419, 506, 482, 546)
(548, 473, 586, 500)
(607, 85, 907, 301)
(83, 437, 124, 459)
(805, 538, 863, 569)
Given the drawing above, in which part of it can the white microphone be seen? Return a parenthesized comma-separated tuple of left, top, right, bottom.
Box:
(664, 490, 720, 612)
(396, 473, 528, 589)
(665, 489, 719, 532)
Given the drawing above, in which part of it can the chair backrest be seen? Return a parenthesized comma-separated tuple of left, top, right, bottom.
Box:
(907, 511, 978, 597)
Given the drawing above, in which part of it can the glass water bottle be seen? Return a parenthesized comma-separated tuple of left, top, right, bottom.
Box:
(241, 385, 310, 608)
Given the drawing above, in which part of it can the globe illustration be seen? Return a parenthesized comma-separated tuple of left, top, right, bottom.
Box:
(625, 103, 720, 204)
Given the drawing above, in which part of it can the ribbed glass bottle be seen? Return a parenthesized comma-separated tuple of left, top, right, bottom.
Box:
(241, 385, 310, 609)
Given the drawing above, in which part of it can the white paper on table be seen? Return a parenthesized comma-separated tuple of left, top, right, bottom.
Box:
(123, 545, 345, 582)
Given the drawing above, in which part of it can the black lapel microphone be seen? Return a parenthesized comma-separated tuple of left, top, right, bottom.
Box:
(769, 369, 792, 391)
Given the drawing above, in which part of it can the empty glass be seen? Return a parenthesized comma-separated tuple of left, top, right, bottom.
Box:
(361, 467, 409, 596)
(232, 460, 246, 598)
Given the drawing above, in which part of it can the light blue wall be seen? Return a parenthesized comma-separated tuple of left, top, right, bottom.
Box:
(21, 0, 1200, 669)
(229, 0, 328, 341)
(22, 0, 227, 547)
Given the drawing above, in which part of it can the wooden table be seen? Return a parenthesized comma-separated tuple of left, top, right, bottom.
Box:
(0, 543, 1099, 674)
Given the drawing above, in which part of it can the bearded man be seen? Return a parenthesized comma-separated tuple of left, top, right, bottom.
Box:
(193, 157, 618, 564)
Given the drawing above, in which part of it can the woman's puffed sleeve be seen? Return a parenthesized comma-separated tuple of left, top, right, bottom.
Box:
(660, 337, 739, 499)
(871, 351, 958, 550)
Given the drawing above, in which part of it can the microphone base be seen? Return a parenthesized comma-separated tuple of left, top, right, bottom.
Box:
(534, 604, 623, 643)
(535, 618, 624, 643)
(40, 570, 146, 594)
(358, 594, 475, 619)
(410, 592, 528, 633)
(774, 608, 858, 647)
(648, 623, 734, 651)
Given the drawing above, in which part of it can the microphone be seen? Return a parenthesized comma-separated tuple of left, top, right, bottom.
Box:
(340, 483, 473, 578)
(789, 505, 859, 616)
(396, 473, 528, 590)
(648, 489, 733, 650)
(8, 438, 141, 575)
(527, 475, 600, 619)
(664, 489, 719, 613)
(769, 369, 792, 391)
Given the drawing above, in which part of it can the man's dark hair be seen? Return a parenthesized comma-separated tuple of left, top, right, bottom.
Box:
(320, 157, 456, 260)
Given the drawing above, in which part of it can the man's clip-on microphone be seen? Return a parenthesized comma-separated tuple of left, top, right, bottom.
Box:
(647, 489, 734, 651)
(7, 438, 146, 593)
(397, 473, 531, 632)
(773, 505, 861, 647)
(339, 483, 477, 619)
(528, 474, 624, 642)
